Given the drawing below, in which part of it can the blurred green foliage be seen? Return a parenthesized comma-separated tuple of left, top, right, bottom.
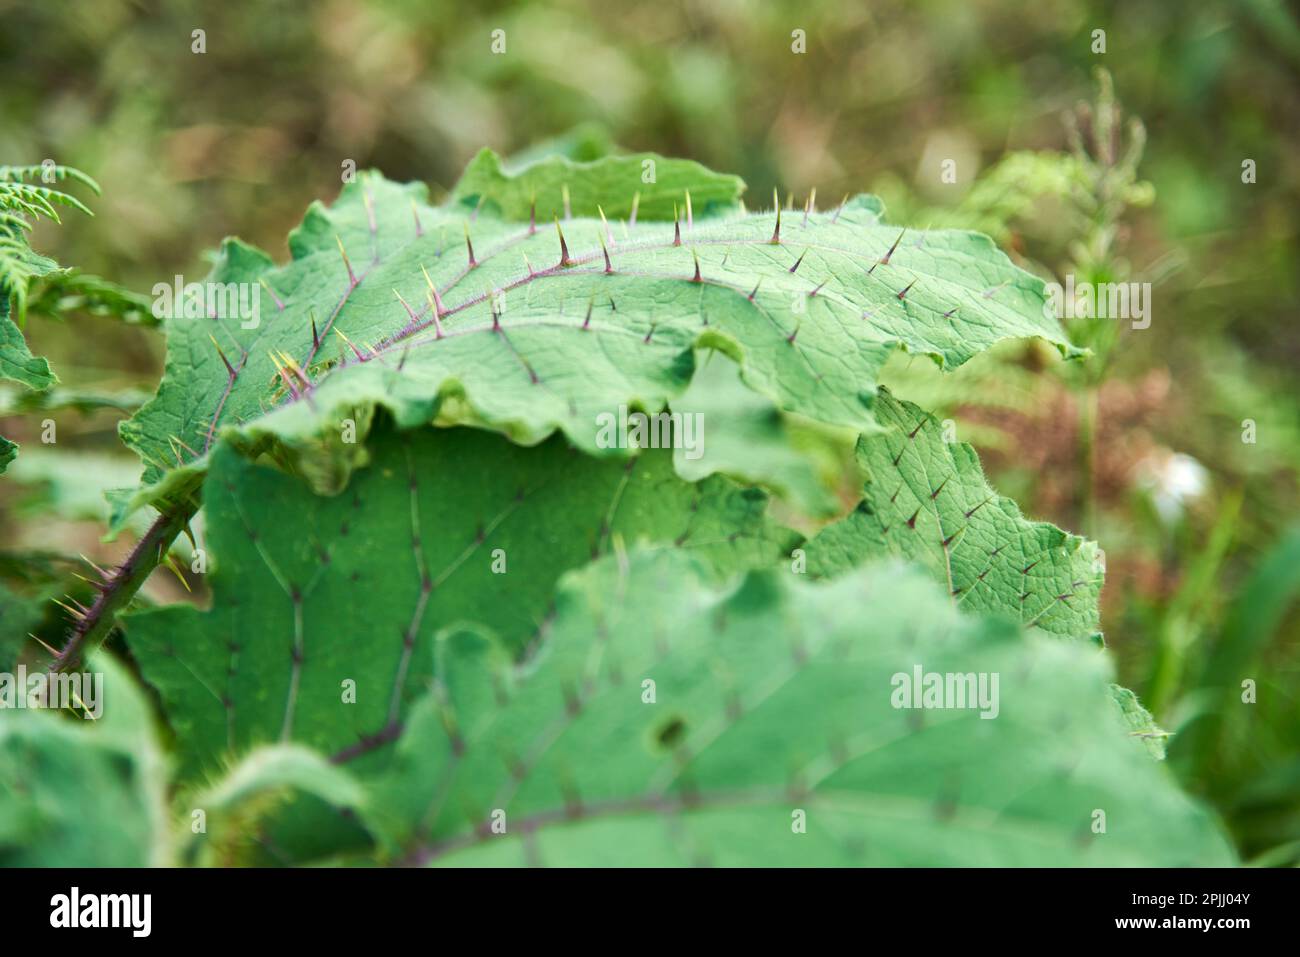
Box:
(1, 0, 1297, 862)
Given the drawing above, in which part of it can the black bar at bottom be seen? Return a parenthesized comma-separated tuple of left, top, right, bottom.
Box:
(3, 866, 1288, 942)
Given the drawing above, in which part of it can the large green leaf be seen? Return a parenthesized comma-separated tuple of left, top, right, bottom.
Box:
(0, 655, 169, 866)
(118, 165, 1079, 518)
(367, 549, 1232, 866)
(124, 421, 795, 781)
(806, 389, 1103, 642)
(448, 147, 745, 222)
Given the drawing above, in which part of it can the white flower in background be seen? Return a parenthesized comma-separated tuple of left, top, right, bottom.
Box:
(1136, 451, 1209, 524)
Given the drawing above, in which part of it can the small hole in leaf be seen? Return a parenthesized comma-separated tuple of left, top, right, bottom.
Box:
(652, 715, 687, 750)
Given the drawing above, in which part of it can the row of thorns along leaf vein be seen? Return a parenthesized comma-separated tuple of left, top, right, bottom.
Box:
(190, 197, 1012, 464)
(879, 416, 1096, 629)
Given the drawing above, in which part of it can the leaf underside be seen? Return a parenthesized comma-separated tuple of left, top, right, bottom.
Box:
(807, 389, 1103, 642)
(367, 550, 1231, 866)
(124, 419, 795, 782)
(119, 414, 1219, 865)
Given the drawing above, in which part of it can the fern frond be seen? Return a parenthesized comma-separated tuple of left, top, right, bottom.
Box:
(0, 164, 101, 192)
(27, 270, 155, 326)
(0, 231, 62, 321)
(0, 163, 97, 323)
(0, 212, 34, 233)
(0, 180, 96, 223)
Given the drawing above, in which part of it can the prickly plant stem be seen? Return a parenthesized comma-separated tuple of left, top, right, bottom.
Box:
(52, 500, 199, 674)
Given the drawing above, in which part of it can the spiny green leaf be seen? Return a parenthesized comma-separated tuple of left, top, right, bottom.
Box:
(448, 147, 744, 222)
(124, 421, 795, 781)
(118, 166, 1080, 519)
(670, 350, 839, 517)
(0, 435, 14, 475)
(0, 656, 170, 866)
(1110, 684, 1170, 760)
(806, 389, 1103, 641)
(366, 549, 1232, 866)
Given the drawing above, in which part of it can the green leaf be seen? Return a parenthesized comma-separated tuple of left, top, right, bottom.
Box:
(0, 294, 55, 468)
(367, 549, 1232, 866)
(0, 655, 170, 866)
(1171, 525, 1300, 857)
(179, 744, 366, 867)
(0, 230, 64, 324)
(26, 269, 157, 326)
(0, 293, 56, 389)
(806, 389, 1103, 641)
(671, 350, 839, 517)
(1110, 684, 1170, 760)
(0, 164, 100, 201)
(0, 382, 150, 417)
(6, 448, 149, 526)
(0, 164, 97, 323)
(124, 421, 795, 782)
(0, 179, 94, 223)
(494, 123, 617, 169)
(448, 147, 745, 222)
(118, 167, 1080, 519)
(0, 580, 44, 668)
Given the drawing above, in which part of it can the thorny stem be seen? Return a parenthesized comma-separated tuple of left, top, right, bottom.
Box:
(51, 500, 199, 674)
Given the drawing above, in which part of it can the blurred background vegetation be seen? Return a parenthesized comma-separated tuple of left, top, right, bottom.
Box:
(1, 0, 1297, 863)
